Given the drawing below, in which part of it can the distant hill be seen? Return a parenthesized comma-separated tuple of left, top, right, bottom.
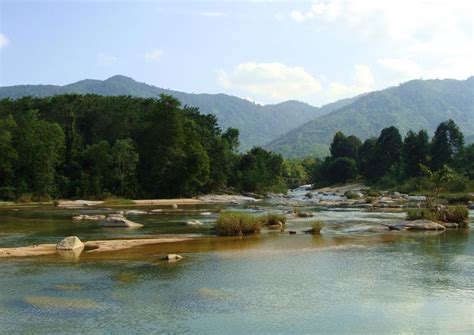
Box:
(266, 77, 474, 157)
(0, 75, 350, 150)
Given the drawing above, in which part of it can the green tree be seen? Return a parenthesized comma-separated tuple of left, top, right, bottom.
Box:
(0, 116, 18, 189)
(81, 140, 112, 197)
(330, 131, 361, 160)
(402, 130, 430, 177)
(430, 119, 464, 171)
(111, 139, 139, 197)
(358, 137, 377, 179)
(327, 157, 357, 183)
(372, 126, 403, 179)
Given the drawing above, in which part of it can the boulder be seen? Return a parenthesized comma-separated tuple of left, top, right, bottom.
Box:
(288, 230, 297, 235)
(101, 215, 143, 228)
(163, 254, 183, 262)
(295, 212, 314, 218)
(385, 220, 446, 231)
(267, 221, 283, 230)
(440, 222, 459, 229)
(171, 204, 178, 209)
(56, 236, 84, 250)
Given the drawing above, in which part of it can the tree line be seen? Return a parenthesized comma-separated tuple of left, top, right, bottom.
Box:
(0, 94, 287, 200)
(312, 119, 474, 191)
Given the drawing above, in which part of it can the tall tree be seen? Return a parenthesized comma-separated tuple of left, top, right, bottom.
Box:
(402, 130, 430, 177)
(330, 131, 361, 160)
(111, 139, 139, 197)
(430, 119, 464, 171)
(372, 126, 403, 179)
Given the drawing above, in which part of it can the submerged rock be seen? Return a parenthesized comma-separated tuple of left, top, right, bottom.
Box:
(163, 254, 183, 262)
(72, 214, 106, 221)
(56, 236, 84, 250)
(288, 230, 297, 235)
(385, 220, 446, 231)
(125, 210, 148, 215)
(101, 215, 143, 228)
(186, 220, 203, 226)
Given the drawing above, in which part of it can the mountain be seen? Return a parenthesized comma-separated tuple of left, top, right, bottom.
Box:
(0, 75, 347, 150)
(266, 77, 474, 158)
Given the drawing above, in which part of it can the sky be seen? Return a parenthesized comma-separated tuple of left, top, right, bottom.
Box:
(0, 0, 473, 106)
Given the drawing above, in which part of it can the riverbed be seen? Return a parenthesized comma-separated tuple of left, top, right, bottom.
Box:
(0, 199, 473, 334)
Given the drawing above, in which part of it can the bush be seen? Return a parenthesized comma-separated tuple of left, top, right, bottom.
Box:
(344, 191, 358, 199)
(310, 220, 325, 234)
(0, 187, 16, 201)
(366, 189, 381, 197)
(17, 193, 32, 203)
(407, 206, 469, 227)
(263, 213, 287, 226)
(215, 212, 262, 236)
(293, 208, 314, 218)
(443, 206, 469, 227)
(441, 193, 472, 205)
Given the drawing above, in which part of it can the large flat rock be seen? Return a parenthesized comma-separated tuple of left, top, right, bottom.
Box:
(385, 220, 446, 231)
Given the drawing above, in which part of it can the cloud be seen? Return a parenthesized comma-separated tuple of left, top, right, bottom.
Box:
(0, 33, 9, 49)
(289, 1, 474, 82)
(97, 53, 118, 66)
(217, 62, 322, 102)
(325, 64, 375, 101)
(144, 49, 164, 62)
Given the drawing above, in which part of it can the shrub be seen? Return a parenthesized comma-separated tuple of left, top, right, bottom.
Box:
(215, 212, 261, 236)
(441, 193, 472, 205)
(344, 191, 358, 199)
(0, 187, 16, 201)
(366, 189, 381, 197)
(443, 206, 469, 227)
(17, 193, 32, 203)
(310, 220, 325, 234)
(407, 206, 469, 228)
(366, 196, 375, 204)
(263, 213, 287, 226)
(293, 208, 314, 218)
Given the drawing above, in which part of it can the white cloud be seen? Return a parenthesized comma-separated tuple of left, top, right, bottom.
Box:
(97, 53, 118, 66)
(217, 62, 322, 102)
(144, 49, 164, 62)
(325, 64, 375, 101)
(0, 33, 9, 49)
(289, 1, 474, 82)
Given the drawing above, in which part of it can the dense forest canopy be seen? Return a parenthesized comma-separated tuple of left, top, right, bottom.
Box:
(0, 94, 288, 200)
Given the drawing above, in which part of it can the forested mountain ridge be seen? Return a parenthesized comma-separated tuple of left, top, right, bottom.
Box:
(266, 77, 474, 158)
(0, 75, 345, 150)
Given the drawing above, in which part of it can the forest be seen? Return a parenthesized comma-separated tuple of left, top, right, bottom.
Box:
(0, 94, 286, 200)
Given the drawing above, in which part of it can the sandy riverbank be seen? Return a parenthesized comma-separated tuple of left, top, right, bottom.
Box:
(0, 237, 193, 258)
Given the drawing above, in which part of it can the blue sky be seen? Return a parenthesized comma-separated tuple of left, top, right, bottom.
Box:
(0, 0, 473, 106)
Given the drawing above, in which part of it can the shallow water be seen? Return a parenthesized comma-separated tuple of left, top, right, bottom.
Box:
(0, 205, 473, 334)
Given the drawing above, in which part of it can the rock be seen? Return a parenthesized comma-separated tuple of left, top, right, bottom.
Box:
(186, 220, 203, 225)
(468, 203, 474, 210)
(56, 236, 84, 250)
(151, 209, 163, 213)
(288, 230, 297, 235)
(295, 211, 314, 218)
(125, 210, 148, 215)
(101, 215, 143, 228)
(440, 222, 459, 229)
(171, 204, 178, 209)
(163, 254, 183, 262)
(407, 195, 427, 202)
(200, 212, 212, 216)
(384, 220, 446, 231)
(58, 200, 104, 208)
(72, 214, 106, 221)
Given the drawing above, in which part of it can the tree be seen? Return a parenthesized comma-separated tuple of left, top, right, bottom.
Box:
(13, 110, 65, 198)
(358, 137, 377, 179)
(330, 131, 361, 160)
(372, 126, 402, 179)
(0, 116, 18, 189)
(327, 157, 358, 184)
(81, 140, 112, 197)
(402, 130, 430, 177)
(111, 139, 139, 197)
(430, 119, 464, 171)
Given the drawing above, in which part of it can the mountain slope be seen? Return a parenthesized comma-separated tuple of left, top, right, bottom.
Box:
(0, 75, 345, 150)
(266, 77, 474, 157)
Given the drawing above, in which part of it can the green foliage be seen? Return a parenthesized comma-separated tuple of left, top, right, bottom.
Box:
(233, 147, 286, 194)
(430, 119, 464, 171)
(263, 213, 287, 226)
(0, 94, 285, 199)
(344, 191, 358, 199)
(330, 131, 361, 160)
(214, 212, 262, 236)
(327, 157, 358, 183)
(402, 130, 430, 177)
(310, 220, 325, 234)
(407, 206, 469, 227)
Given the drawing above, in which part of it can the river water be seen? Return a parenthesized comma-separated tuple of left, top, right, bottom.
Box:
(0, 200, 473, 334)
